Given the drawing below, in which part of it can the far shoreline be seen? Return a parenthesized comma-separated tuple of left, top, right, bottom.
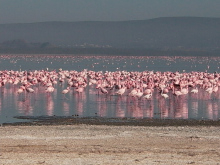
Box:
(0, 47, 220, 57)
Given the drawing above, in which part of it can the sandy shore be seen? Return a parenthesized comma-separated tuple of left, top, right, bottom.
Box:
(0, 124, 220, 165)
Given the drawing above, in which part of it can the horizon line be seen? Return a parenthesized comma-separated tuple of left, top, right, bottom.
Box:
(1, 16, 220, 25)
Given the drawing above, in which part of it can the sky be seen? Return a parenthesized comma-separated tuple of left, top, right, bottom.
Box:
(0, 0, 220, 24)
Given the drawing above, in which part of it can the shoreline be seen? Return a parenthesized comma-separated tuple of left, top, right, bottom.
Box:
(3, 116, 220, 127)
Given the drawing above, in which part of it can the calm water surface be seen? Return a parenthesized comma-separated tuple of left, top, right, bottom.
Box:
(0, 55, 219, 123)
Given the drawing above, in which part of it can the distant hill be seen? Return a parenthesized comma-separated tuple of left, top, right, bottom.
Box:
(0, 17, 220, 53)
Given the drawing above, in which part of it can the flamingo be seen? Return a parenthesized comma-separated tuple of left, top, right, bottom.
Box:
(17, 87, 25, 94)
(143, 88, 152, 95)
(181, 87, 188, 95)
(100, 87, 108, 94)
(212, 85, 218, 93)
(75, 86, 84, 93)
(26, 87, 34, 93)
(115, 86, 126, 96)
(143, 93, 152, 99)
(205, 86, 213, 94)
(161, 89, 169, 99)
(135, 88, 144, 98)
(191, 87, 198, 94)
(46, 86, 54, 93)
(62, 86, 70, 99)
(173, 87, 182, 96)
(128, 88, 138, 97)
(62, 87, 70, 94)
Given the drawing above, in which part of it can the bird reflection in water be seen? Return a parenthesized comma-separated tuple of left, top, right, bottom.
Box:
(74, 90, 86, 117)
(191, 100, 199, 119)
(62, 101, 70, 115)
(207, 101, 214, 120)
(172, 95, 189, 119)
(115, 96, 126, 118)
(96, 95, 107, 117)
(17, 99, 33, 116)
(126, 95, 145, 118)
(143, 99, 154, 118)
(158, 97, 169, 118)
(45, 95, 54, 116)
(212, 101, 219, 120)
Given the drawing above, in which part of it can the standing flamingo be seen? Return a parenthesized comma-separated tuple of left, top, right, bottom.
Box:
(100, 87, 108, 94)
(26, 87, 34, 93)
(62, 86, 70, 99)
(191, 87, 198, 94)
(143, 92, 152, 99)
(46, 86, 54, 93)
(161, 89, 169, 99)
(115, 86, 126, 96)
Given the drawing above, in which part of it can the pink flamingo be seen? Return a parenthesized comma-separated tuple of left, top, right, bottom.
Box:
(115, 86, 126, 96)
(17, 86, 26, 94)
(26, 87, 34, 93)
(191, 87, 198, 94)
(62, 86, 70, 99)
(143, 90, 152, 99)
(100, 87, 108, 94)
(46, 86, 54, 93)
(75, 86, 84, 93)
(128, 88, 138, 97)
(161, 89, 169, 99)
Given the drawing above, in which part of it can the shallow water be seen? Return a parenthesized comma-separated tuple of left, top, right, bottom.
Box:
(0, 55, 219, 123)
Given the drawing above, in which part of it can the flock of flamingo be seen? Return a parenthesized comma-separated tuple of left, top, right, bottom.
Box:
(0, 68, 219, 100)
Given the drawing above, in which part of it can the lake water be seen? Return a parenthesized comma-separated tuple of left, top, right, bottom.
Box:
(0, 55, 219, 124)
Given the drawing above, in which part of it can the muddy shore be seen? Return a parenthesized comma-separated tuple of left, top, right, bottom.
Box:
(0, 118, 220, 165)
(8, 116, 220, 126)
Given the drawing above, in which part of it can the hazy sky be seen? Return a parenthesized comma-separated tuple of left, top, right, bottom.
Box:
(0, 0, 220, 24)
